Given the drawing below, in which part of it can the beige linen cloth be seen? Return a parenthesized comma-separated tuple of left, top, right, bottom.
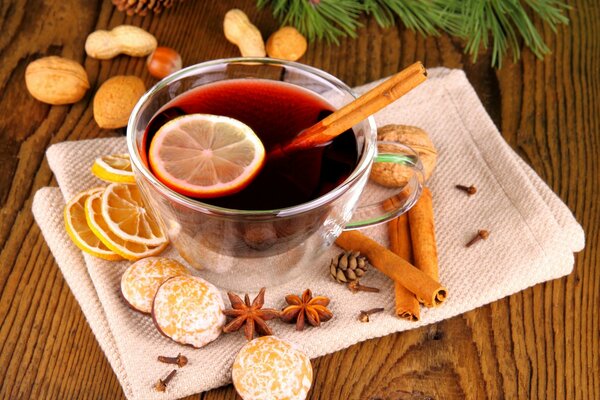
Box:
(32, 68, 584, 400)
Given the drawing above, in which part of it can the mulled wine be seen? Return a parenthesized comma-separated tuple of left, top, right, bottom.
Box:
(144, 78, 358, 210)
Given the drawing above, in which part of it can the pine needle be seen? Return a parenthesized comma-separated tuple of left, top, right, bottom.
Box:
(259, 0, 363, 44)
(257, 0, 570, 67)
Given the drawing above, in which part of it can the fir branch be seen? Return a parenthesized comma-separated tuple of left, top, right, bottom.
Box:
(447, 0, 569, 66)
(257, 0, 570, 67)
(524, 0, 570, 28)
(362, 0, 457, 36)
(258, 0, 363, 43)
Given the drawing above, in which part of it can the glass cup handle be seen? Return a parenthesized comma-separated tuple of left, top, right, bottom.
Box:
(345, 141, 424, 230)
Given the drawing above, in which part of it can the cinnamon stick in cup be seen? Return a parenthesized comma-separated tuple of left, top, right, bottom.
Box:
(269, 62, 427, 158)
(388, 214, 420, 320)
(335, 230, 447, 307)
(408, 188, 439, 282)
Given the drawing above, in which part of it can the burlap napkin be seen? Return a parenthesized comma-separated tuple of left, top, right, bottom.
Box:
(32, 68, 584, 400)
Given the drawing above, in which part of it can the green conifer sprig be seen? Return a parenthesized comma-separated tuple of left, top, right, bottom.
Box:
(257, 0, 570, 67)
(259, 0, 363, 42)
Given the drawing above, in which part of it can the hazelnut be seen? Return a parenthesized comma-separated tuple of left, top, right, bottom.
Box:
(147, 47, 182, 79)
(370, 124, 437, 187)
(266, 26, 307, 61)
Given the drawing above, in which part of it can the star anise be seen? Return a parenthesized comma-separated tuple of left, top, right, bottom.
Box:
(280, 289, 333, 331)
(222, 287, 280, 341)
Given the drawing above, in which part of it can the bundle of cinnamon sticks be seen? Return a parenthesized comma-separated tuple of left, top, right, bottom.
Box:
(335, 187, 445, 321)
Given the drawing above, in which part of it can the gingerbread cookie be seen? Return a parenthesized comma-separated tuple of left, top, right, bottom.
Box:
(152, 275, 225, 348)
(121, 257, 190, 314)
(232, 336, 313, 400)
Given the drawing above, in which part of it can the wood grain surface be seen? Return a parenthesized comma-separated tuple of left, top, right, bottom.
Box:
(1, 1, 598, 399)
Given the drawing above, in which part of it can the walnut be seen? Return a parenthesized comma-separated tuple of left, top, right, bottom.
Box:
(370, 124, 437, 187)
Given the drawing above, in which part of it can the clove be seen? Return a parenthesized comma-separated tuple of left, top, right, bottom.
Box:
(348, 281, 380, 293)
(154, 369, 177, 392)
(358, 307, 385, 322)
(158, 353, 188, 368)
(455, 184, 477, 195)
(465, 229, 489, 247)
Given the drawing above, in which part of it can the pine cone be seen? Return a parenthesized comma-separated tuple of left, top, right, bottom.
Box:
(329, 251, 369, 283)
(112, 0, 184, 16)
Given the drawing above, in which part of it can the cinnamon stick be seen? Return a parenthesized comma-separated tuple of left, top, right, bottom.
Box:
(388, 214, 420, 321)
(389, 213, 413, 262)
(384, 196, 420, 320)
(335, 230, 447, 307)
(407, 188, 439, 282)
(271, 62, 427, 157)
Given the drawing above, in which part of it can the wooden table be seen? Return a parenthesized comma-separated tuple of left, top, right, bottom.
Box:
(1, 1, 598, 399)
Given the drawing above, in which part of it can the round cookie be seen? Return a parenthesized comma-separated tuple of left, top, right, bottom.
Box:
(121, 257, 190, 314)
(233, 336, 313, 400)
(152, 275, 225, 348)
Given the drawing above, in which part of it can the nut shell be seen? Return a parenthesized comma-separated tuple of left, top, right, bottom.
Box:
(266, 26, 307, 61)
(152, 275, 225, 348)
(93, 75, 146, 129)
(85, 25, 157, 60)
(223, 9, 266, 57)
(120, 257, 190, 314)
(25, 56, 89, 105)
(233, 336, 313, 400)
(370, 124, 437, 187)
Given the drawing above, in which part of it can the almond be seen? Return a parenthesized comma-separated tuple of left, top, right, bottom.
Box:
(266, 27, 307, 61)
(93, 76, 146, 129)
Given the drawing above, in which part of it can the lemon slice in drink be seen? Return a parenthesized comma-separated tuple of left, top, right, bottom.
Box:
(64, 187, 122, 261)
(91, 154, 136, 184)
(85, 191, 168, 261)
(148, 114, 266, 198)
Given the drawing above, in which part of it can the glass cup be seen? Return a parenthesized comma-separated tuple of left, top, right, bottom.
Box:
(127, 58, 423, 290)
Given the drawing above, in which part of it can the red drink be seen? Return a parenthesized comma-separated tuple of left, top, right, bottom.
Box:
(144, 79, 358, 210)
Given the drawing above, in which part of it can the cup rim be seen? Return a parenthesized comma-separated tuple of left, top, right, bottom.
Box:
(126, 57, 377, 218)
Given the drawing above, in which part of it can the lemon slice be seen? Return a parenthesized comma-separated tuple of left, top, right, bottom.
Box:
(64, 187, 122, 261)
(148, 114, 265, 198)
(101, 183, 168, 246)
(85, 191, 168, 261)
(91, 154, 136, 184)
